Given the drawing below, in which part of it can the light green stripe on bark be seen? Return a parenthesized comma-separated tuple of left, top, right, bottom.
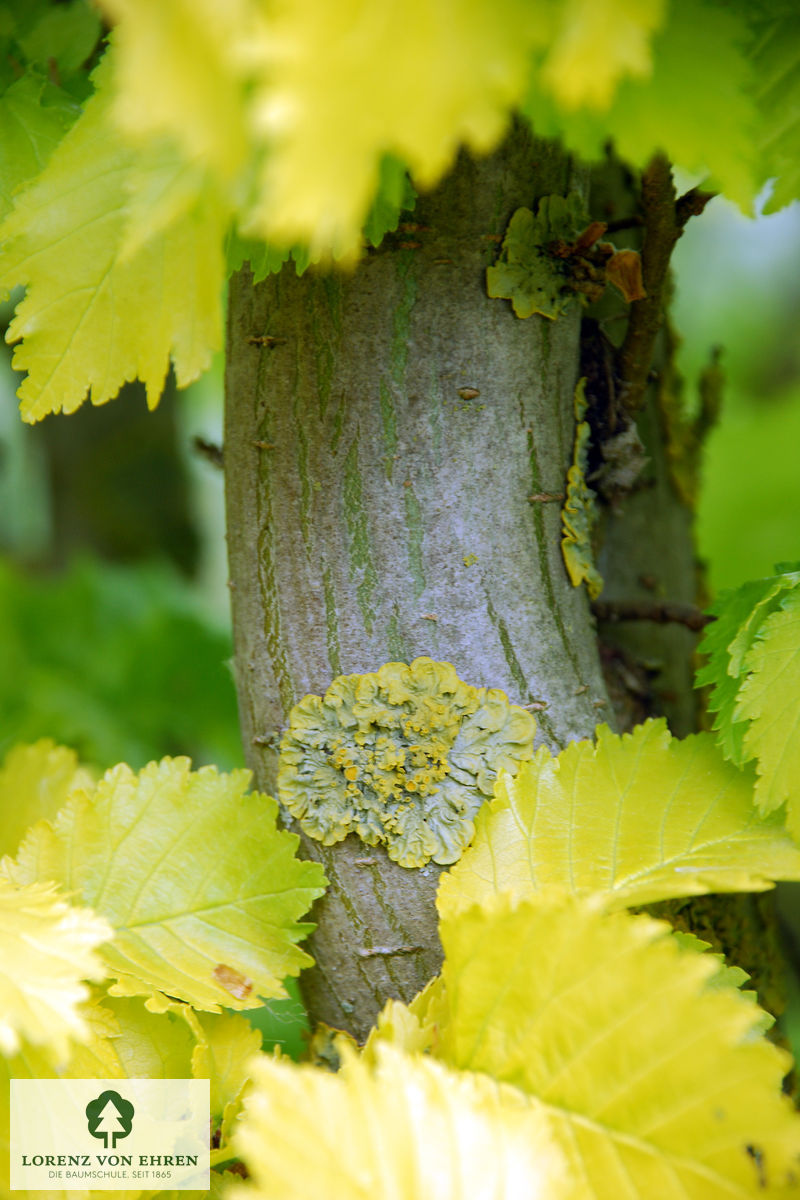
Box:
(323, 565, 342, 676)
(379, 380, 398, 480)
(404, 484, 426, 599)
(296, 417, 312, 552)
(343, 431, 378, 633)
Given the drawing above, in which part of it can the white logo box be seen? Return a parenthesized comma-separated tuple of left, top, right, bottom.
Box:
(10, 1079, 209, 1191)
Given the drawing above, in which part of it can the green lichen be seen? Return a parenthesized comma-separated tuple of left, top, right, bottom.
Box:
(560, 378, 603, 599)
(486, 193, 587, 320)
(278, 658, 536, 868)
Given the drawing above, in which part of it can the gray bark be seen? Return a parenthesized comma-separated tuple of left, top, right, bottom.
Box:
(224, 125, 612, 1038)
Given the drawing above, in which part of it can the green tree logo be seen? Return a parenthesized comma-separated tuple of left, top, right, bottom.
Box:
(85, 1090, 135, 1149)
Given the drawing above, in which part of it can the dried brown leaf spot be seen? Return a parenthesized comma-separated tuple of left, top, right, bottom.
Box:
(213, 963, 253, 1000)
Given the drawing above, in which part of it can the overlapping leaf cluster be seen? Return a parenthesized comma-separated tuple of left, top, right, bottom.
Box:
(0, 0, 796, 420)
(0, 739, 326, 1200)
(6, 663, 800, 1198)
(233, 716, 800, 1199)
(697, 565, 800, 834)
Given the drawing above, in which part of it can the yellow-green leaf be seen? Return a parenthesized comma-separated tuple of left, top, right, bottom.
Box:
(540, 0, 665, 110)
(187, 1009, 261, 1146)
(231, 1044, 564, 1200)
(0, 996, 198, 1200)
(0, 739, 93, 859)
(219, 0, 549, 257)
(9, 757, 327, 1011)
(736, 587, 800, 825)
(362, 983, 443, 1064)
(523, 0, 758, 210)
(63, 993, 196, 1081)
(97, 0, 555, 260)
(753, 7, 800, 214)
(99, 0, 251, 184)
(0, 878, 111, 1063)
(0, 73, 78, 223)
(438, 895, 800, 1197)
(437, 720, 800, 918)
(695, 571, 800, 766)
(0, 53, 226, 422)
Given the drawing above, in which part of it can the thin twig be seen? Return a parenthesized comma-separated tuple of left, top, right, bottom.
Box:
(192, 436, 223, 469)
(592, 600, 713, 632)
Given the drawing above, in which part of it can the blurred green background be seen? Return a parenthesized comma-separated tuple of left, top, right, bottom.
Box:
(672, 192, 800, 592)
(1, 191, 798, 1058)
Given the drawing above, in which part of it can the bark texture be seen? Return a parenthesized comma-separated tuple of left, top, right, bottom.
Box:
(225, 126, 612, 1037)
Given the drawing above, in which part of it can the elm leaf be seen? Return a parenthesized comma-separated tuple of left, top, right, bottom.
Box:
(437, 720, 800, 918)
(438, 895, 800, 1197)
(0, 878, 110, 1063)
(10, 758, 327, 1011)
(232, 1044, 564, 1200)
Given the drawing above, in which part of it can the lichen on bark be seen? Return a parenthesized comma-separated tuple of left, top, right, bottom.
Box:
(278, 657, 536, 868)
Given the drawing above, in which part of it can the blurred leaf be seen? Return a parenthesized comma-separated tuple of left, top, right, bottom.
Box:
(438, 894, 800, 1197)
(539, 0, 665, 110)
(363, 156, 417, 249)
(16, 0, 102, 76)
(188, 1009, 261, 1144)
(437, 720, 800, 919)
(0, 878, 110, 1063)
(10, 757, 327, 1010)
(98, 0, 552, 258)
(752, 6, 800, 214)
(232, 1044, 564, 1200)
(99, 0, 250, 183)
(0, 556, 241, 771)
(65, 993, 195, 1080)
(523, 0, 757, 207)
(0, 52, 226, 421)
(0, 739, 93, 859)
(0, 73, 78, 221)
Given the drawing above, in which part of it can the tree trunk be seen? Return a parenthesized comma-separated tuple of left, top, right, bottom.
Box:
(225, 127, 786, 1043)
(225, 125, 612, 1038)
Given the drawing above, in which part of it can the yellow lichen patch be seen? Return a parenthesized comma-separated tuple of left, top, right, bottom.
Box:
(560, 377, 603, 599)
(278, 658, 536, 868)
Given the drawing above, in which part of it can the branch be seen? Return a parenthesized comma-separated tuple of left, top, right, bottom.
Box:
(616, 155, 714, 415)
(592, 600, 713, 632)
